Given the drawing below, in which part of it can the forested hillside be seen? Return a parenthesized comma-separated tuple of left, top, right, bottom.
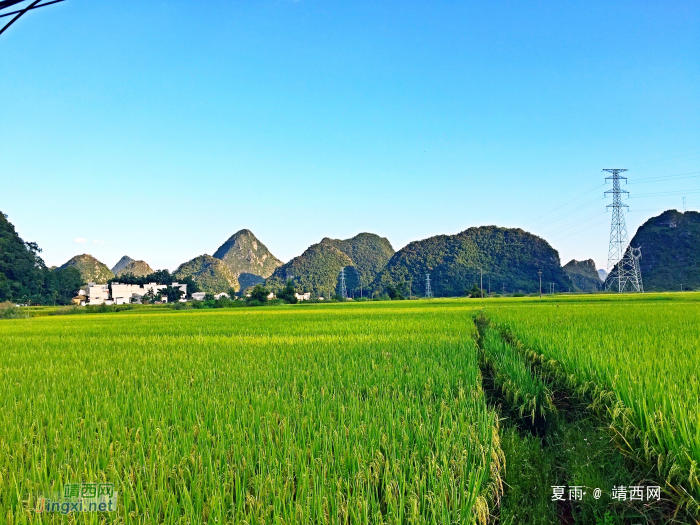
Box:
(372, 226, 572, 296)
(332, 233, 394, 291)
(265, 233, 393, 297)
(625, 210, 700, 291)
(114, 260, 153, 278)
(213, 229, 282, 287)
(58, 254, 115, 284)
(173, 255, 239, 294)
(0, 212, 82, 304)
(563, 259, 602, 292)
(266, 239, 353, 296)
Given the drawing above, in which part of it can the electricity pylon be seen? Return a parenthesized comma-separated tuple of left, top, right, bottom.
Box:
(339, 268, 348, 299)
(425, 273, 433, 298)
(603, 169, 643, 292)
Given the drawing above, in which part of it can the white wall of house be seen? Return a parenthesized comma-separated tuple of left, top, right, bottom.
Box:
(87, 283, 110, 305)
(295, 292, 311, 301)
(110, 282, 187, 304)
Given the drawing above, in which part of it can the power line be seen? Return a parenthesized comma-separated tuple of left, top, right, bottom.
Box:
(629, 151, 700, 168)
(628, 170, 700, 185)
(631, 188, 700, 198)
(0, 0, 64, 36)
(523, 184, 606, 228)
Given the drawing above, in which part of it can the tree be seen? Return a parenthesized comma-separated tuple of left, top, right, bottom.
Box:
(467, 284, 483, 298)
(144, 288, 156, 304)
(51, 266, 83, 305)
(386, 281, 408, 300)
(248, 284, 270, 304)
(162, 285, 185, 303)
(277, 280, 298, 304)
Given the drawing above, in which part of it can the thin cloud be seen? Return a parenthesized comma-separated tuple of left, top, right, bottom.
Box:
(74, 237, 87, 244)
(93, 239, 105, 244)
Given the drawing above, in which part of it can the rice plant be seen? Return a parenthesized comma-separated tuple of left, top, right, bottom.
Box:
(0, 301, 502, 524)
(484, 295, 700, 515)
(477, 325, 556, 427)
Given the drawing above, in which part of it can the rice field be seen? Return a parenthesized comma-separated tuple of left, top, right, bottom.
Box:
(0, 301, 502, 524)
(1, 294, 699, 523)
(483, 293, 700, 515)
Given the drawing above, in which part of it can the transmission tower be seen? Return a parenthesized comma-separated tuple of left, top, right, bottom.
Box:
(425, 273, 433, 298)
(339, 268, 348, 299)
(603, 169, 643, 292)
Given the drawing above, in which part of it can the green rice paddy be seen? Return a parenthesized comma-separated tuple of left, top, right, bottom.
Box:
(0, 294, 698, 523)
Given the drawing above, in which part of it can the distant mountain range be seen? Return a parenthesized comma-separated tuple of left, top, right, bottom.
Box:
(173, 255, 238, 293)
(111, 255, 134, 275)
(265, 233, 394, 296)
(372, 226, 572, 296)
(625, 210, 700, 291)
(58, 254, 114, 285)
(5, 209, 699, 301)
(213, 229, 283, 290)
(563, 259, 602, 292)
(111, 256, 154, 278)
(171, 230, 282, 293)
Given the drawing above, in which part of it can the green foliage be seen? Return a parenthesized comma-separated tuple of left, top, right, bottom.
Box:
(0, 212, 83, 304)
(173, 255, 237, 293)
(486, 295, 700, 515)
(267, 233, 394, 298)
(332, 233, 394, 292)
(563, 259, 602, 292)
(476, 322, 556, 427)
(57, 253, 115, 284)
(467, 283, 483, 298)
(213, 229, 283, 280)
(624, 209, 700, 291)
(247, 283, 270, 304)
(267, 239, 353, 296)
(385, 281, 409, 300)
(0, 212, 49, 302)
(0, 301, 29, 319)
(0, 301, 502, 524)
(114, 259, 153, 278)
(160, 285, 185, 303)
(277, 279, 298, 304)
(374, 226, 573, 297)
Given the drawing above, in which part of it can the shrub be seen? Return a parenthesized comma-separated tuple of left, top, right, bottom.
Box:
(0, 301, 28, 319)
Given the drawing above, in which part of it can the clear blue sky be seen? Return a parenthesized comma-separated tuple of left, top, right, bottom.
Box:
(2, 0, 698, 272)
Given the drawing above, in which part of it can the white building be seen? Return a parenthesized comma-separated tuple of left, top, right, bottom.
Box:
(214, 292, 229, 300)
(191, 292, 206, 301)
(86, 283, 110, 305)
(87, 282, 187, 305)
(295, 292, 311, 301)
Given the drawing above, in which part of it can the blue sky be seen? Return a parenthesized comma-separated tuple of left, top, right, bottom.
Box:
(1, 1, 698, 271)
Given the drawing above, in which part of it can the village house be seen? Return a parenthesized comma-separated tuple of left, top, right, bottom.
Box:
(84, 282, 188, 305)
